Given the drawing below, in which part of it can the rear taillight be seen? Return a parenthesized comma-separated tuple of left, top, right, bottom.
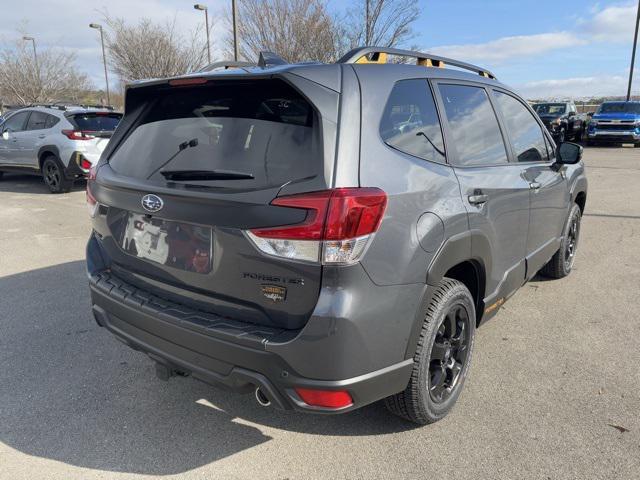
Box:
(86, 165, 99, 217)
(80, 158, 92, 171)
(169, 77, 208, 86)
(294, 388, 353, 409)
(62, 129, 95, 140)
(246, 188, 387, 264)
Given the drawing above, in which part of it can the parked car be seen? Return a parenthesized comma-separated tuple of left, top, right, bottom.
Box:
(533, 101, 586, 143)
(586, 101, 640, 147)
(0, 105, 122, 192)
(86, 47, 587, 425)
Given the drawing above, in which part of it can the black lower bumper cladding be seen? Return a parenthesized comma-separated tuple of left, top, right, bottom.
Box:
(88, 268, 413, 413)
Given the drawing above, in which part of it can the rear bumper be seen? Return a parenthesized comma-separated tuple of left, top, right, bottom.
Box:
(89, 273, 413, 413)
(63, 151, 92, 179)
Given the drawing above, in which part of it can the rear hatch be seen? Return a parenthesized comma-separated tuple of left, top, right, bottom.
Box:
(90, 76, 335, 330)
(67, 111, 122, 158)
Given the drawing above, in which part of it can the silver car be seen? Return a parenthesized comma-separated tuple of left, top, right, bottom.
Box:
(0, 105, 122, 193)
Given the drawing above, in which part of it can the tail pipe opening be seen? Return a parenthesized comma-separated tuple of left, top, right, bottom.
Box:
(255, 387, 272, 407)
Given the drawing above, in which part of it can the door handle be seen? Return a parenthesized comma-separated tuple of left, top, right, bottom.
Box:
(468, 193, 489, 205)
(529, 182, 541, 191)
(38, 134, 46, 139)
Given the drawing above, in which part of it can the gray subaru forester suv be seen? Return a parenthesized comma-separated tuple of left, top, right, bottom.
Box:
(86, 47, 587, 424)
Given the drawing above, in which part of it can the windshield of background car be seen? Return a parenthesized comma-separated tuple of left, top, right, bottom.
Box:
(597, 102, 640, 114)
(108, 79, 321, 188)
(70, 113, 122, 131)
(533, 104, 566, 115)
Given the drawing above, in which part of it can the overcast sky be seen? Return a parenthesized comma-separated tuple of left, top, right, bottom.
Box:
(1, 0, 638, 99)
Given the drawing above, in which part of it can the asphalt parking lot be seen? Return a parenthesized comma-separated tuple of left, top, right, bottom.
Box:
(1, 147, 639, 480)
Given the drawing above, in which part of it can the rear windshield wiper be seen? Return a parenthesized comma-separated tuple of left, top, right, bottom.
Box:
(160, 169, 255, 181)
(146, 138, 199, 179)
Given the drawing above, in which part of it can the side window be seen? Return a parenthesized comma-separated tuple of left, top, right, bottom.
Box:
(493, 91, 549, 163)
(26, 111, 49, 131)
(438, 84, 508, 167)
(44, 115, 60, 129)
(3, 111, 30, 132)
(380, 79, 445, 163)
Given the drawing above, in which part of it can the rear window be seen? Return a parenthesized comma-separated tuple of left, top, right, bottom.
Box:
(108, 79, 321, 188)
(70, 113, 121, 131)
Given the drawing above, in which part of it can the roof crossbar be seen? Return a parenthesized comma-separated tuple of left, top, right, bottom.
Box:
(337, 46, 497, 80)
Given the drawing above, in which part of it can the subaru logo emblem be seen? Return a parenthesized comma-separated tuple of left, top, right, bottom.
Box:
(141, 194, 163, 213)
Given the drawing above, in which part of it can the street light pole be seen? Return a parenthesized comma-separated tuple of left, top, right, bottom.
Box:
(232, 0, 239, 61)
(194, 4, 211, 64)
(365, 0, 370, 44)
(627, 0, 640, 101)
(90, 24, 111, 106)
(22, 36, 40, 88)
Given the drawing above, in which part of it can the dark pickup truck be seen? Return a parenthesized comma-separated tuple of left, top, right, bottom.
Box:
(533, 102, 586, 143)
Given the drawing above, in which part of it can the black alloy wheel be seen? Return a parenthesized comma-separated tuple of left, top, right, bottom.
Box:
(563, 210, 580, 271)
(429, 304, 471, 403)
(42, 156, 72, 193)
(43, 159, 61, 190)
(558, 128, 566, 144)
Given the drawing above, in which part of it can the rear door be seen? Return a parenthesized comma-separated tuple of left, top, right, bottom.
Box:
(23, 110, 49, 167)
(67, 112, 122, 160)
(434, 81, 530, 306)
(91, 77, 335, 330)
(491, 90, 568, 277)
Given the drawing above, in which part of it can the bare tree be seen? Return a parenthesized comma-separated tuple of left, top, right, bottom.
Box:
(102, 15, 209, 82)
(228, 0, 346, 63)
(0, 39, 93, 105)
(347, 0, 419, 49)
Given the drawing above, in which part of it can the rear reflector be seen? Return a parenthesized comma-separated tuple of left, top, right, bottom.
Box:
(246, 188, 387, 265)
(294, 388, 353, 409)
(86, 165, 99, 217)
(80, 158, 92, 171)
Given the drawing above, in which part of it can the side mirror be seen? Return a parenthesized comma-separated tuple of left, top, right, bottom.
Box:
(1, 130, 9, 141)
(567, 111, 576, 117)
(557, 142, 583, 165)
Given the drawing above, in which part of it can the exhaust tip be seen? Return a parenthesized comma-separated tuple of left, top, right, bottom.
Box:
(255, 387, 271, 407)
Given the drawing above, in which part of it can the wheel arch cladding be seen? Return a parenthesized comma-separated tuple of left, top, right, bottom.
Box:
(575, 191, 587, 213)
(38, 146, 60, 169)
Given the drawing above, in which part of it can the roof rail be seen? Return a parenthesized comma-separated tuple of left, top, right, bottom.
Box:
(337, 46, 497, 80)
(18, 103, 114, 111)
(76, 104, 115, 110)
(199, 61, 256, 72)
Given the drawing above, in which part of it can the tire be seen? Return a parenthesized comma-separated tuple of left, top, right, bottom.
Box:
(541, 203, 582, 279)
(0, 171, 4, 180)
(634, 143, 640, 148)
(385, 278, 476, 425)
(42, 156, 72, 193)
(574, 128, 583, 142)
(557, 128, 566, 144)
